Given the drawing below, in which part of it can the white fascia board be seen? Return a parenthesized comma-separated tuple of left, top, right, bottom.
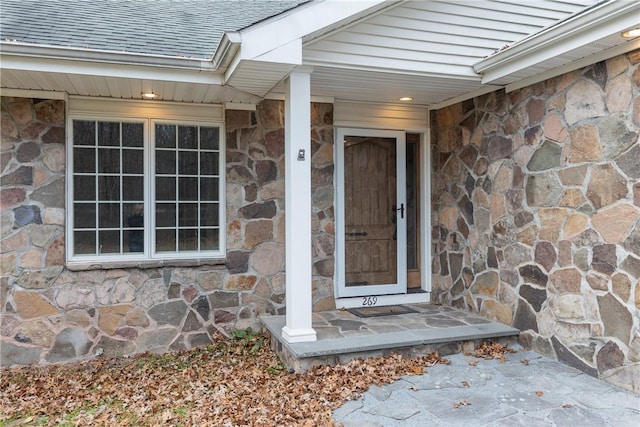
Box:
(254, 38, 303, 64)
(430, 84, 504, 110)
(238, 0, 391, 62)
(213, 32, 242, 71)
(505, 38, 640, 93)
(224, 102, 257, 111)
(1, 54, 224, 86)
(264, 93, 335, 104)
(223, 39, 302, 86)
(0, 42, 214, 70)
(474, 0, 640, 84)
(0, 88, 67, 100)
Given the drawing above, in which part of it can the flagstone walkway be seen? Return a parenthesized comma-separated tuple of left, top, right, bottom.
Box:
(333, 347, 640, 427)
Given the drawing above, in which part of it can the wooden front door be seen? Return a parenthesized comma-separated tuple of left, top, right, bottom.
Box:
(337, 129, 407, 297)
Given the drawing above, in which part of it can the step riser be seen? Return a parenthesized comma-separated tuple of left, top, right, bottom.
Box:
(269, 333, 518, 372)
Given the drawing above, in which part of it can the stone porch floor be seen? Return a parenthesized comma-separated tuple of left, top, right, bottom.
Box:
(261, 303, 520, 371)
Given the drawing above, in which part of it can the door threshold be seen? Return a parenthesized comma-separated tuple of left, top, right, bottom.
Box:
(335, 292, 431, 309)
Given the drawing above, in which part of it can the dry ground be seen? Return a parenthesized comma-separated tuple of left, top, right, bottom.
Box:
(1, 330, 450, 426)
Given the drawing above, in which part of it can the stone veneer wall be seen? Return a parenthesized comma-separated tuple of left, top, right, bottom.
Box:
(431, 50, 640, 392)
(0, 97, 335, 366)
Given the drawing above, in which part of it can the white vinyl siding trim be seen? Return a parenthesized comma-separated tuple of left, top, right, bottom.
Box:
(334, 100, 428, 131)
(303, 0, 598, 78)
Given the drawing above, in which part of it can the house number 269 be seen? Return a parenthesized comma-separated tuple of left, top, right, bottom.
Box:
(362, 296, 377, 306)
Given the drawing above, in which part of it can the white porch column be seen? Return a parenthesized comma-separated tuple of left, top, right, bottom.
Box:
(282, 68, 317, 343)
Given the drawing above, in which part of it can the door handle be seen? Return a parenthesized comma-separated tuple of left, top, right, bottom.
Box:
(397, 203, 404, 219)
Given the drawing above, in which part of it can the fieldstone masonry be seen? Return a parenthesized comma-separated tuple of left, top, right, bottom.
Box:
(431, 50, 640, 392)
(1, 97, 335, 366)
(3, 53, 639, 394)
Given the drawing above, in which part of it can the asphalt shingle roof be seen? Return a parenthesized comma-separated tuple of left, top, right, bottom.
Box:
(1, 0, 308, 59)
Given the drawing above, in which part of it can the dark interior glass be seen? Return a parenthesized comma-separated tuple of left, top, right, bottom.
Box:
(98, 122, 120, 147)
(73, 148, 96, 173)
(200, 127, 219, 150)
(73, 120, 96, 146)
(156, 124, 176, 148)
(122, 122, 143, 147)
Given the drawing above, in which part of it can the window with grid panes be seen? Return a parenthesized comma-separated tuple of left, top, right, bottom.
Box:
(69, 117, 223, 262)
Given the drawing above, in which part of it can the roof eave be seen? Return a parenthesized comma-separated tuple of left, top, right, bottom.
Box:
(473, 0, 640, 84)
(0, 42, 217, 71)
(212, 32, 242, 71)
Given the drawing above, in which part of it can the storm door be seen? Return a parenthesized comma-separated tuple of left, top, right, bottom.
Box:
(336, 128, 407, 297)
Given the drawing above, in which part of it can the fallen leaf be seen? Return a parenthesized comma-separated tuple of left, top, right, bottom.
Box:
(562, 403, 573, 409)
(0, 332, 446, 427)
(408, 386, 418, 391)
(474, 341, 516, 361)
(535, 391, 544, 397)
(462, 381, 470, 388)
(468, 360, 478, 366)
(521, 359, 529, 365)
(453, 400, 471, 408)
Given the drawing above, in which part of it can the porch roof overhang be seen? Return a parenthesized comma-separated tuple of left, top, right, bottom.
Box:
(1, 0, 638, 109)
(473, 0, 640, 91)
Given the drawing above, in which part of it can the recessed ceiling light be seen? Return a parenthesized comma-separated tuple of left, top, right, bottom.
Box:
(398, 96, 414, 102)
(621, 28, 640, 39)
(141, 92, 159, 99)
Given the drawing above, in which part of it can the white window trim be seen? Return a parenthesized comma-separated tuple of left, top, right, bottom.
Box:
(65, 99, 226, 268)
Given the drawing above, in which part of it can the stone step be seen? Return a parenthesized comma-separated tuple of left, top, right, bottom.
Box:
(260, 304, 520, 372)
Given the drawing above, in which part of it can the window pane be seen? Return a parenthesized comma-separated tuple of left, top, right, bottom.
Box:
(73, 121, 95, 146)
(99, 230, 120, 254)
(74, 176, 95, 201)
(99, 203, 120, 228)
(178, 177, 198, 201)
(125, 204, 144, 227)
(156, 229, 176, 252)
(156, 177, 176, 200)
(200, 228, 219, 251)
(200, 127, 219, 150)
(178, 125, 197, 149)
(178, 203, 198, 226)
(122, 176, 143, 201)
(74, 203, 96, 228)
(125, 230, 144, 253)
(200, 152, 218, 176)
(125, 204, 144, 253)
(179, 151, 198, 174)
(98, 176, 120, 201)
(156, 150, 176, 174)
(98, 148, 120, 173)
(74, 148, 95, 173)
(122, 123, 143, 147)
(98, 122, 120, 146)
(200, 178, 218, 201)
(156, 124, 176, 148)
(122, 149, 143, 174)
(200, 203, 219, 227)
(179, 229, 197, 251)
(156, 203, 176, 227)
(74, 231, 96, 255)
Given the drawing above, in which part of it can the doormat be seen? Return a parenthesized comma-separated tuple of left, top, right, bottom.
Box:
(347, 305, 418, 318)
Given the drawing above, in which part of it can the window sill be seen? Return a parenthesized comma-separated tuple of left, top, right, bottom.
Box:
(65, 258, 226, 271)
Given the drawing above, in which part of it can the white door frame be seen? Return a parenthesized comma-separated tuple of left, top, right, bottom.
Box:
(335, 127, 407, 298)
(334, 128, 432, 309)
